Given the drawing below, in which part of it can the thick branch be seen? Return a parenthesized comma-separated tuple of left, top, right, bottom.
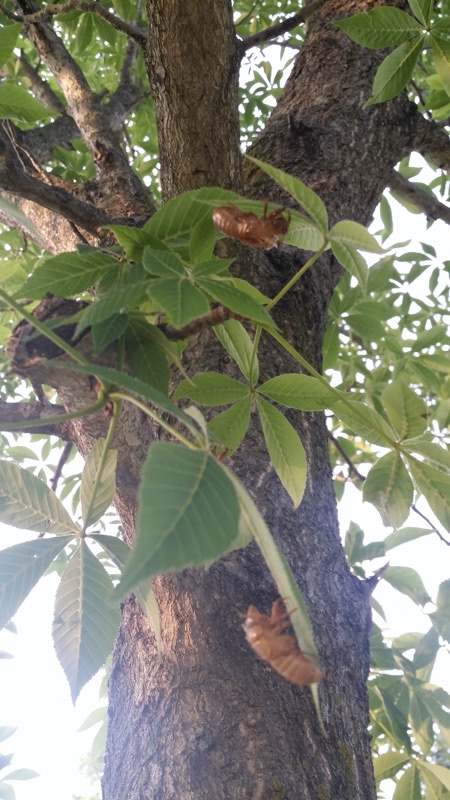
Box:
(388, 171, 450, 224)
(17, 0, 153, 214)
(0, 400, 68, 438)
(0, 133, 116, 233)
(240, 0, 331, 53)
(15, 0, 146, 45)
(413, 115, 450, 171)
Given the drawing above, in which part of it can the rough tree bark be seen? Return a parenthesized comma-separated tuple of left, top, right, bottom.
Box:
(0, 0, 435, 797)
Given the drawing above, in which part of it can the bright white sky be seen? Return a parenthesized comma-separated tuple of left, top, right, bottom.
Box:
(0, 165, 449, 800)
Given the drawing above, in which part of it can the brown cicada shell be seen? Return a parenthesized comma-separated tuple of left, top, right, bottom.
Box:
(243, 599, 324, 686)
(212, 203, 290, 250)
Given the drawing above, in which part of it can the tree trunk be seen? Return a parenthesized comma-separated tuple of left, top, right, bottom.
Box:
(101, 2, 418, 799)
(2, 0, 423, 797)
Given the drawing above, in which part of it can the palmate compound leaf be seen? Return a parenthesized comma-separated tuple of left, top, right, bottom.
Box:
(362, 450, 414, 529)
(173, 372, 249, 405)
(53, 540, 121, 702)
(208, 396, 252, 454)
(256, 396, 307, 509)
(0, 461, 79, 534)
(116, 443, 240, 598)
(335, 7, 424, 49)
(214, 320, 259, 384)
(392, 763, 421, 800)
(366, 36, 426, 106)
(0, 536, 74, 629)
(80, 438, 117, 529)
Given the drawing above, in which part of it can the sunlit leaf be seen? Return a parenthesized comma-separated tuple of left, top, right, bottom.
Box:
(53, 541, 121, 702)
(0, 536, 73, 628)
(174, 373, 249, 405)
(256, 396, 306, 508)
(80, 438, 117, 528)
(384, 565, 431, 606)
(208, 397, 252, 454)
(363, 450, 414, 528)
(116, 444, 240, 596)
(214, 320, 259, 384)
(366, 37, 425, 106)
(0, 461, 78, 534)
(382, 380, 428, 440)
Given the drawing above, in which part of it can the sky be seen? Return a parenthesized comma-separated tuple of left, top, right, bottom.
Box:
(0, 168, 449, 800)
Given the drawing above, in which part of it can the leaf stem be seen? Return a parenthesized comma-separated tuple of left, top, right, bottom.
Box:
(110, 391, 196, 449)
(81, 398, 122, 534)
(0, 399, 106, 431)
(265, 246, 326, 312)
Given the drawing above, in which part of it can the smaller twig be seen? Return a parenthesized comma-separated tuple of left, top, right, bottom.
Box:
(388, 171, 450, 225)
(240, 0, 330, 53)
(327, 430, 366, 482)
(159, 305, 242, 341)
(14, 0, 147, 46)
(235, 0, 261, 28)
(412, 503, 450, 546)
(50, 441, 73, 492)
(0, 2, 20, 21)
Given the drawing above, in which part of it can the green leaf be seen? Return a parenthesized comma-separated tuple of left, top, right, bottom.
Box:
(105, 225, 167, 260)
(0, 83, 55, 123)
(190, 257, 235, 278)
(366, 37, 425, 106)
(405, 455, 450, 532)
(392, 763, 421, 800)
(214, 320, 259, 383)
(0, 536, 74, 628)
(418, 761, 450, 793)
(90, 534, 160, 642)
(384, 566, 431, 606)
(190, 214, 216, 264)
(363, 451, 414, 528)
(431, 34, 450, 97)
(0, 727, 16, 743)
(373, 750, 411, 781)
(382, 380, 428, 440)
(258, 373, 337, 410)
(330, 240, 368, 292)
(0, 24, 22, 68)
(329, 220, 384, 253)
(196, 276, 274, 327)
(283, 216, 325, 251)
(246, 156, 328, 231)
(0, 783, 15, 800)
(144, 186, 240, 245)
(19, 251, 117, 299)
(256, 396, 307, 508)
(80, 438, 117, 528)
(147, 277, 210, 328)
(143, 248, 185, 277)
(208, 397, 252, 454)
(333, 400, 396, 446)
(408, 0, 433, 26)
(227, 470, 324, 727)
(0, 461, 79, 534)
(75, 264, 150, 334)
(173, 373, 249, 405)
(92, 313, 129, 355)
(126, 320, 170, 394)
(53, 541, 121, 702)
(2, 769, 38, 781)
(409, 691, 434, 754)
(384, 526, 433, 551)
(429, 578, 450, 640)
(403, 440, 450, 471)
(116, 444, 240, 595)
(335, 8, 424, 48)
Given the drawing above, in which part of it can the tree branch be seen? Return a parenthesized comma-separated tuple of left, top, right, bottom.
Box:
(240, 0, 331, 53)
(18, 51, 65, 114)
(17, 0, 153, 215)
(0, 399, 69, 438)
(0, 130, 121, 235)
(413, 115, 450, 171)
(388, 171, 450, 225)
(12, 0, 146, 45)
